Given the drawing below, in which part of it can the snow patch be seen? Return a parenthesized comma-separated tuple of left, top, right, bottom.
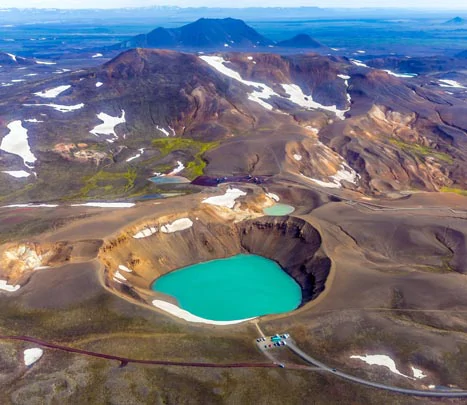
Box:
(90, 110, 126, 142)
(34, 84, 71, 99)
(167, 161, 184, 176)
(2, 170, 31, 178)
(350, 59, 369, 68)
(70, 202, 135, 208)
(302, 162, 359, 189)
(439, 79, 467, 89)
(282, 84, 349, 120)
(266, 192, 280, 202)
(92, 53, 103, 58)
(0, 279, 20, 292)
(156, 126, 170, 136)
(24, 348, 43, 366)
(133, 226, 157, 239)
(411, 366, 427, 379)
(114, 271, 126, 281)
(202, 188, 247, 209)
(95, 81, 103, 87)
(0, 120, 36, 168)
(350, 354, 412, 379)
(24, 118, 43, 123)
(1, 204, 57, 208)
(35, 60, 56, 65)
(126, 148, 145, 162)
(293, 154, 302, 161)
(200, 55, 277, 110)
(152, 300, 256, 325)
(160, 218, 193, 233)
(118, 265, 133, 273)
(23, 103, 84, 112)
(6, 52, 17, 62)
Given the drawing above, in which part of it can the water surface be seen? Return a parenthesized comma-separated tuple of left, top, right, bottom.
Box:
(263, 203, 295, 216)
(152, 254, 301, 321)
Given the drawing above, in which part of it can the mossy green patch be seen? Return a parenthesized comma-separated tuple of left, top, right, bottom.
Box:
(389, 139, 454, 164)
(440, 187, 467, 196)
(75, 167, 139, 199)
(152, 138, 219, 179)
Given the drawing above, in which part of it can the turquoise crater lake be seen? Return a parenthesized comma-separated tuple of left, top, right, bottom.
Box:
(152, 254, 302, 322)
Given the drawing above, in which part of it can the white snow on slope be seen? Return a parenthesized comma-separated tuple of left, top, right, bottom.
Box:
(70, 202, 135, 208)
(24, 118, 43, 123)
(156, 126, 170, 136)
(201, 55, 351, 119)
(161, 218, 193, 233)
(293, 154, 302, 161)
(0, 120, 36, 168)
(152, 300, 255, 325)
(266, 192, 280, 202)
(35, 60, 56, 65)
(34, 84, 71, 99)
(118, 265, 133, 273)
(200, 55, 278, 110)
(1, 204, 57, 208)
(411, 366, 427, 379)
(114, 270, 126, 281)
(24, 348, 43, 366)
(168, 161, 185, 176)
(202, 188, 247, 209)
(6, 53, 17, 62)
(95, 81, 103, 88)
(302, 162, 359, 189)
(438, 79, 467, 89)
(282, 84, 349, 120)
(2, 170, 30, 178)
(92, 53, 103, 58)
(383, 70, 417, 78)
(126, 148, 144, 162)
(23, 103, 84, 112)
(350, 59, 369, 68)
(0, 279, 20, 292)
(90, 110, 126, 142)
(133, 226, 157, 239)
(337, 74, 352, 103)
(350, 354, 412, 379)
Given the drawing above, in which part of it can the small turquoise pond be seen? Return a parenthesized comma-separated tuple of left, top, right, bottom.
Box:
(263, 203, 295, 216)
(149, 176, 190, 185)
(152, 254, 302, 321)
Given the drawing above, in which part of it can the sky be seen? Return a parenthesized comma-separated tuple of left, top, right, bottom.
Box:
(2, 1, 466, 10)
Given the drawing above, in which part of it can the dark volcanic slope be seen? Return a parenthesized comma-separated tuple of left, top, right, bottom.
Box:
(0, 49, 466, 203)
(117, 18, 273, 49)
(0, 52, 35, 66)
(276, 34, 323, 49)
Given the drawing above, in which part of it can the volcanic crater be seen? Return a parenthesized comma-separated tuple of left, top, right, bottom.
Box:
(99, 213, 331, 316)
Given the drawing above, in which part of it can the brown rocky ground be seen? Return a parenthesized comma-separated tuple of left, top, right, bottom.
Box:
(0, 178, 466, 404)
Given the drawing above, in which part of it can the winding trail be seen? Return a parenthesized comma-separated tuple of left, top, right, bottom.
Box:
(0, 335, 278, 369)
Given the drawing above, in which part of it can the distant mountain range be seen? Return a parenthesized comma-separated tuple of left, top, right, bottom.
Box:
(444, 16, 466, 25)
(114, 18, 323, 50)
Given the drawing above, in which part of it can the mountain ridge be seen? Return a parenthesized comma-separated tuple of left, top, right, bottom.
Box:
(114, 18, 322, 50)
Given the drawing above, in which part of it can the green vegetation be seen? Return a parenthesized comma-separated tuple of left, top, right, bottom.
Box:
(389, 139, 453, 164)
(440, 187, 467, 196)
(152, 138, 219, 179)
(76, 167, 138, 199)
